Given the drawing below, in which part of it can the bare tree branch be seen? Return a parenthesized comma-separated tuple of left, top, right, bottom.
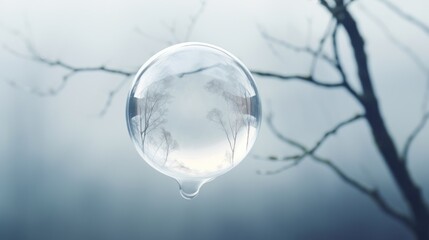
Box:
(98, 77, 131, 117)
(331, 22, 362, 101)
(136, 0, 207, 44)
(402, 112, 429, 162)
(309, 113, 365, 154)
(310, 18, 336, 76)
(250, 70, 344, 88)
(264, 113, 413, 229)
(261, 112, 363, 170)
(258, 26, 337, 67)
(2, 31, 135, 116)
(324, 2, 429, 237)
(184, 0, 207, 41)
(310, 154, 413, 229)
(359, 5, 428, 74)
(359, 4, 429, 114)
(376, 0, 429, 35)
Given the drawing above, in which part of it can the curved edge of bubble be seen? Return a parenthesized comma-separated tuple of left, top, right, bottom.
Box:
(125, 42, 263, 181)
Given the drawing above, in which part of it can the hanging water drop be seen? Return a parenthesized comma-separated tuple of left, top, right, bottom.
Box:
(126, 42, 261, 199)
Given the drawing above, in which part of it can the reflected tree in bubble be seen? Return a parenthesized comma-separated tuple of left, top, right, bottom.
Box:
(158, 128, 179, 166)
(133, 78, 171, 152)
(205, 75, 257, 164)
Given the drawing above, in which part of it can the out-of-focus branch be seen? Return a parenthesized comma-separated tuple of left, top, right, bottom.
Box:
(308, 113, 365, 153)
(310, 18, 335, 75)
(331, 22, 362, 101)
(358, 5, 429, 165)
(372, 0, 429, 114)
(250, 70, 344, 88)
(359, 4, 429, 110)
(255, 18, 364, 100)
(402, 112, 429, 163)
(311, 154, 413, 229)
(376, 0, 429, 35)
(136, 0, 207, 44)
(261, 112, 363, 172)
(3, 41, 133, 95)
(2, 33, 135, 116)
(184, 0, 207, 41)
(258, 26, 337, 67)
(263, 113, 413, 229)
(98, 77, 131, 117)
(359, 5, 428, 75)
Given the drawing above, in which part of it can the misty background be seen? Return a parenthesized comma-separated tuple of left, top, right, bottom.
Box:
(0, 0, 428, 239)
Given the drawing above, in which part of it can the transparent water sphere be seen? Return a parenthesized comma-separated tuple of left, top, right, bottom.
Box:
(126, 42, 261, 199)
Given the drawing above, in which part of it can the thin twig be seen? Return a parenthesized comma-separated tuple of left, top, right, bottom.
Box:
(331, 21, 362, 101)
(264, 113, 413, 228)
(402, 112, 429, 162)
(376, 0, 429, 35)
(359, 4, 429, 113)
(250, 70, 344, 88)
(310, 154, 413, 229)
(184, 0, 207, 41)
(310, 18, 336, 76)
(263, 112, 364, 167)
(98, 76, 131, 117)
(258, 26, 337, 67)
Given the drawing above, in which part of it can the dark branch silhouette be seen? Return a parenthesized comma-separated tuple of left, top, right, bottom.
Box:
(262, 113, 413, 229)
(259, 26, 337, 67)
(259, 112, 363, 173)
(256, 1, 429, 239)
(402, 112, 429, 163)
(250, 71, 344, 88)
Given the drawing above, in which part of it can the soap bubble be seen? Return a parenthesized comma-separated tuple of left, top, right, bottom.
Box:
(126, 42, 261, 199)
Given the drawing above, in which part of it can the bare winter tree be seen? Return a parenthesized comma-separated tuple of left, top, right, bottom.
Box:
(2, 0, 429, 239)
(205, 78, 255, 150)
(252, 1, 429, 239)
(223, 85, 253, 150)
(159, 128, 179, 165)
(135, 81, 171, 152)
(207, 108, 244, 164)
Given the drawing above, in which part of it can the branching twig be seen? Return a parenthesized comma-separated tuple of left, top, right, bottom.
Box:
(309, 113, 365, 154)
(331, 21, 362, 101)
(376, 0, 429, 35)
(250, 70, 344, 88)
(184, 0, 207, 41)
(359, 3, 429, 114)
(310, 154, 413, 229)
(402, 112, 429, 162)
(98, 76, 131, 117)
(262, 112, 363, 168)
(264, 113, 413, 229)
(310, 18, 336, 76)
(258, 26, 337, 67)
(2, 33, 135, 115)
(136, 0, 207, 44)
